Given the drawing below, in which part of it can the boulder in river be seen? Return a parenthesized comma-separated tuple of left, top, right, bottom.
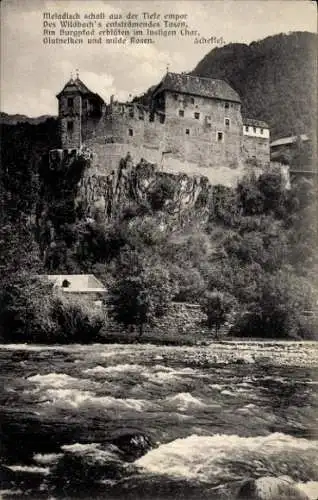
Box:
(49, 432, 154, 495)
(110, 431, 154, 461)
(236, 476, 310, 500)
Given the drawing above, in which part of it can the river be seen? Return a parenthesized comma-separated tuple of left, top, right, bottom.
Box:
(0, 341, 318, 499)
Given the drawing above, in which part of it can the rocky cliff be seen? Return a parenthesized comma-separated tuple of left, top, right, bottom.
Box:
(38, 149, 215, 258)
(76, 153, 214, 225)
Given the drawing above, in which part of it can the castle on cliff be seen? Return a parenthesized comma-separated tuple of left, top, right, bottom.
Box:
(55, 71, 270, 185)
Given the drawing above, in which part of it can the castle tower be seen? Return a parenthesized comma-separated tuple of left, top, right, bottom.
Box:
(56, 76, 83, 149)
(56, 74, 104, 149)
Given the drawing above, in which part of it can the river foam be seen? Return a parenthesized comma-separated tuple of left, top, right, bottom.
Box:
(1, 342, 317, 498)
(164, 392, 207, 411)
(136, 432, 318, 484)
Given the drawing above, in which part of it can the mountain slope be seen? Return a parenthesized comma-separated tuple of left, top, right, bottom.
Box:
(0, 112, 55, 125)
(192, 32, 317, 140)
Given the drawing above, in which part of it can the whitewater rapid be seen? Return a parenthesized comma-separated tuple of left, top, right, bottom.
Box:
(0, 341, 317, 499)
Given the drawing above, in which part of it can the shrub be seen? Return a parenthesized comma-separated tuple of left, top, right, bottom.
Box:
(0, 272, 105, 344)
(0, 274, 57, 343)
(231, 271, 318, 339)
(201, 290, 236, 336)
(148, 177, 175, 211)
(51, 295, 105, 343)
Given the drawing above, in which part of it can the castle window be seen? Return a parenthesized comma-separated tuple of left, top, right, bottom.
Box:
(225, 118, 230, 128)
(217, 131, 224, 142)
(190, 97, 195, 104)
(174, 94, 178, 100)
(224, 102, 229, 109)
(129, 108, 134, 118)
(194, 112, 200, 120)
(128, 128, 133, 136)
(185, 129, 190, 135)
(67, 97, 74, 108)
(179, 109, 184, 117)
(159, 114, 165, 124)
(260, 128, 264, 134)
(253, 127, 257, 133)
(67, 121, 74, 133)
(245, 126, 249, 132)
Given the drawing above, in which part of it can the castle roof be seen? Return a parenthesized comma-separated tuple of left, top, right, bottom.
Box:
(152, 72, 241, 103)
(56, 77, 103, 101)
(243, 118, 269, 129)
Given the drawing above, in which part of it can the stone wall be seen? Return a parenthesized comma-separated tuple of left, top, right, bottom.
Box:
(242, 135, 270, 169)
(161, 156, 248, 187)
(83, 103, 164, 149)
(163, 91, 243, 169)
(104, 301, 213, 337)
(83, 139, 256, 187)
(84, 143, 162, 177)
(152, 302, 207, 336)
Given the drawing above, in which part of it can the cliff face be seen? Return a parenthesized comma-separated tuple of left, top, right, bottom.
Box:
(36, 150, 217, 270)
(76, 154, 214, 224)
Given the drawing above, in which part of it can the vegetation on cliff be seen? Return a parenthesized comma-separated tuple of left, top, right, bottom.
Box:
(1, 118, 59, 221)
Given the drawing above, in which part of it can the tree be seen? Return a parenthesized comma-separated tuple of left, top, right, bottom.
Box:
(169, 264, 206, 303)
(237, 174, 264, 215)
(257, 172, 287, 217)
(233, 271, 318, 339)
(201, 290, 236, 337)
(109, 264, 175, 338)
(211, 184, 240, 225)
(0, 220, 43, 284)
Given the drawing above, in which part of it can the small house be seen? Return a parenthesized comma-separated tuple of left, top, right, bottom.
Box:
(40, 274, 107, 306)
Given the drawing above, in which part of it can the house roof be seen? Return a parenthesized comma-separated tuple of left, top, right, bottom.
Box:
(39, 274, 106, 293)
(56, 77, 103, 102)
(270, 134, 309, 147)
(243, 118, 269, 129)
(152, 72, 241, 103)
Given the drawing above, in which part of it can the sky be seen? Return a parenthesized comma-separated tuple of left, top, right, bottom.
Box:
(1, 0, 316, 116)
